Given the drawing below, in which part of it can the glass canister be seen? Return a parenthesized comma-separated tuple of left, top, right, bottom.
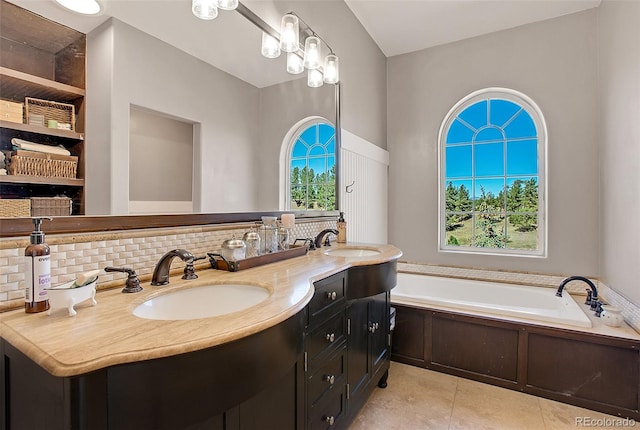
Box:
(277, 227, 290, 251)
(261, 216, 278, 254)
(243, 229, 261, 258)
(221, 237, 246, 262)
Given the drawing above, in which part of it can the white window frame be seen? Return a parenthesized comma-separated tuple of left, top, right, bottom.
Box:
(437, 87, 548, 257)
(279, 116, 335, 211)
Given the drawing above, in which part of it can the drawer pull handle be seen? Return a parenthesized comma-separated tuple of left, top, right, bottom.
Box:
(323, 374, 335, 385)
(368, 322, 379, 333)
(326, 291, 337, 300)
(324, 416, 335, 425)
(325, 333, 335, 342)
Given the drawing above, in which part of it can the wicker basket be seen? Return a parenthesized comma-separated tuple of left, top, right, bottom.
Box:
(0, 199, 31, 217)
(8, 150, 78, 179)
(25, 97, 75, 131)
(30, 197, 72, 216)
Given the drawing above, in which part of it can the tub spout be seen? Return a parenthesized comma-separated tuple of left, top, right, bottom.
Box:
(556, 276, 598, 311)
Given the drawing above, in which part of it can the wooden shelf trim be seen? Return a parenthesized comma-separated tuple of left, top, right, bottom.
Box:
(0, 119, 84, 140)
(0, 175, 84, 187)
(0, 67, 85, 102)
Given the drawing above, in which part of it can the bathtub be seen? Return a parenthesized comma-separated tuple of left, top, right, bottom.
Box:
(391, 273, 592, 328)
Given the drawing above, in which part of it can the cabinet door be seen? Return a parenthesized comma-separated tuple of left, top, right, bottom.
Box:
(369, 292, 389, 377)
(347, 299, 370, 399)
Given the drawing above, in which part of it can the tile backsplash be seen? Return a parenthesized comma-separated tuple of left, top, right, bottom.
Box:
(0, 219, 335, 309)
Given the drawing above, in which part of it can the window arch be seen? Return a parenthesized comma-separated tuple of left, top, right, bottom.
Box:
(282, 118, 336, 211)
(438, 88, 547, 256)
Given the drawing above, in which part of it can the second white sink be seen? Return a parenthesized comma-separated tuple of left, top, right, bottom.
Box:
(133, 284, 270, 320)
(324, 247, 381, 257)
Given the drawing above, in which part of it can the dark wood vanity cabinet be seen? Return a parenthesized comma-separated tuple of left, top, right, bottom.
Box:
(1, 260, 397, 430)
(304, 261, 396, 430)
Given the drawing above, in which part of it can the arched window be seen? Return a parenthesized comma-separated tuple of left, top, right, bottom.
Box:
(439, 88, 547, 256)
(284, 118, 336, 211)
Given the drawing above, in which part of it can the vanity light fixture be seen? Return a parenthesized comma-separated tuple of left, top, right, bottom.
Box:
(308, 69, 324, 88)
(287, 52, 305, 74)
(303, 36, 322, 70)
(215, 0, 238, 11)
(54, 0, 102, 15)
(192, 0, 218, 20)
(323, 54, 339, 84)
(271, 11, 340, 87)
(261, 33, 281, 59)
(279, 14, 300, 53)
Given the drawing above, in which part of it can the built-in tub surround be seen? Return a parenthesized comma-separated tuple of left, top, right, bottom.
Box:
(393, 274, 594, 329)
(0, 218, 336, 311)
(399, 262, 640, 334)
(391, 269, 640, 420)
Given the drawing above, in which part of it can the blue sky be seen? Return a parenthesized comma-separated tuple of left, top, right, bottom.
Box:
(445, 99, 538, 196)
(291, 123, 335, 179)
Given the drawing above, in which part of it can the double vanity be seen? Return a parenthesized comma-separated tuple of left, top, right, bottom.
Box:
(0, 243, 401, 430)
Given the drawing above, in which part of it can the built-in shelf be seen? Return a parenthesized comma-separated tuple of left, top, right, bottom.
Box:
(0, 175, 84, 187)
(0, 119, 84, 140)
(0, 67, 85, 103)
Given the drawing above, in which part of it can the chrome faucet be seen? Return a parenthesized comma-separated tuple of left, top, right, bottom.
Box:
(314, 229, 339, 249)
(151, 249, 195, 286)
(556, 275, 599, 311)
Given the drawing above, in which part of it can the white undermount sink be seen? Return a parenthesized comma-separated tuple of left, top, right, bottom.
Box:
(323, 247, 382, 258)
(133, 284, 270, 320)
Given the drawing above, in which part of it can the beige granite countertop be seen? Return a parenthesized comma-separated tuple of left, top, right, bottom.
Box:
(0, 243, 402, 377)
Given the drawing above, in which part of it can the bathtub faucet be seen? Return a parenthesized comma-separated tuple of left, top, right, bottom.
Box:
(556, 276, 598, 311)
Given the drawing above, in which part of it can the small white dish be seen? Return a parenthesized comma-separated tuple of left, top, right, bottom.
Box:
(48, 280, 97, 316)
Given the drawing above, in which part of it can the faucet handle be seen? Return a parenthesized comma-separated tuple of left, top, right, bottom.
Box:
(104, 266, 143, 293)
(585, 289, 593, 305)
(182, 256, 206, 280)
(594, 300, 604, 317)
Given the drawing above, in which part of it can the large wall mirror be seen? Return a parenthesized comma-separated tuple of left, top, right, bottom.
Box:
(1, 0, 340, 236)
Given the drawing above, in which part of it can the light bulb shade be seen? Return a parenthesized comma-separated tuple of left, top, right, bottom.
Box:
(280, 14, 300, 53)
(303, 36, 322, 70)
(55, 0, 101, 14)
(287, 52, 304, 74)
(215, 0, 238, 10)
(323, 54, 339, 84)
(308, 69, 324, 88)
(192, 0, 218, 19)
(261, 33, 281, 59)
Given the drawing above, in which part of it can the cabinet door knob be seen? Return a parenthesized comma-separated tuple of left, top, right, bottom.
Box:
(326, 291, 337, 300)
(325, 333, 335, 342)
(323, 374, 335, 385)
(324, 416, 335, 425)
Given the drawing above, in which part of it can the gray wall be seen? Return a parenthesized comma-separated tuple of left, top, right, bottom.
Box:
(86, 18, 260, 215)
(598, 1, 640, 305)
(387, 10, 600, 276)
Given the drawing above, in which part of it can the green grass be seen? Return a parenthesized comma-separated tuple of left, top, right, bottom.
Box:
(446, 218, 537, 250)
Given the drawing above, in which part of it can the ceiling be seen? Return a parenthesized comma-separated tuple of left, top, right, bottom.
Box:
(7, 0, 601, 87)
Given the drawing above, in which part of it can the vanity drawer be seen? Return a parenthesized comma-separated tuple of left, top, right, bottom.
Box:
(308, 346, 346, 405)
(308, 381, 345, 430)
(307, 310, 346, 366)
(309, 271, 346, 327)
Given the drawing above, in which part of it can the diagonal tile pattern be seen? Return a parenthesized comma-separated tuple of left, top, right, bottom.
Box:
(350, 362, 624, 430)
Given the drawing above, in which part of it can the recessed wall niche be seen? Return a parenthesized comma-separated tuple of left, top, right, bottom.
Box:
(128, 106, 194, 214)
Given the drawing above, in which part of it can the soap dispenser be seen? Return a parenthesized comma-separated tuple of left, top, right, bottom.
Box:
(337, 212, 347, 243)
(25, 217, 52, 313)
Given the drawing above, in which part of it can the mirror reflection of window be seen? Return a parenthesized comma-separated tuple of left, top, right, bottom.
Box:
(129, 106, 194, 214)
(286, 119, 336, 211)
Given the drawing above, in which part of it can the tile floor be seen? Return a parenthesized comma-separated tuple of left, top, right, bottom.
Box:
(349, 362, 627, 430)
